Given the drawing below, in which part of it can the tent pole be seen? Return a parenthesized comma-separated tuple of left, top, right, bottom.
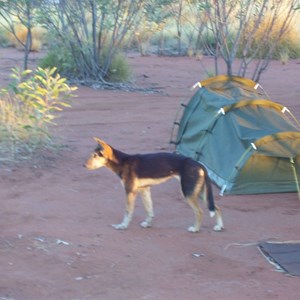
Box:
(290, 157, 300, 201)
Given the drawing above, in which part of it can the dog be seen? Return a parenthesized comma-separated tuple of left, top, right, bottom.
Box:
(85, 138, 224, 232)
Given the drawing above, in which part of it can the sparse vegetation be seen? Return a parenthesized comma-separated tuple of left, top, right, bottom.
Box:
(1, 0, 300, 83)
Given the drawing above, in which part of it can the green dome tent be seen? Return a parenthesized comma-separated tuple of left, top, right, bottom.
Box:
(172, 75, 300, 196)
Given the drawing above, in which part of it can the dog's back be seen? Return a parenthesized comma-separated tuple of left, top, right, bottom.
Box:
(128, 152, 190, 178)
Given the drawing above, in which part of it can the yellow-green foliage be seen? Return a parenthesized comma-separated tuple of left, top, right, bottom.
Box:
(0, 67, 77, 161)
(8, 24, 46, 51)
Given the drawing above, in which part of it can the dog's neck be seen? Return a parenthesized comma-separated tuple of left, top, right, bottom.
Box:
(105, 148, 130, 178)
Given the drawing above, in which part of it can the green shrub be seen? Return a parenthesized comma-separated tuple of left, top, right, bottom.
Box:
(0, 67, 77, 161)
(39, 43, 78, 78)
(40, 38, 132, 83)
(101, 50, 132, 82)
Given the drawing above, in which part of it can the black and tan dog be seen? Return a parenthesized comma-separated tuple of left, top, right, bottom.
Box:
(85, 138, 224, 232)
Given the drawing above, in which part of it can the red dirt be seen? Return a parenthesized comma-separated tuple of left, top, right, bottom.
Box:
(1, 48, 300, 300)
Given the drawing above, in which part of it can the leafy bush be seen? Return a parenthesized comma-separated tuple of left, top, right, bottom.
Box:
(40, 39, 132, 83)
(100, 49, 132, 82)
(0, 67, 77, 161)
(39, 42, 78, 78)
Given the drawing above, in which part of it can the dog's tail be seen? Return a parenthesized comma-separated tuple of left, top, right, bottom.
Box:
(205, 172, 216, 218)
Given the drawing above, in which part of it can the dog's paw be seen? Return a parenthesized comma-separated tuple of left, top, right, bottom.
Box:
(140, 221, 152, 228)
(213, 225, 224, 232)
(187, 226, 200, 233)
(112, 223, 128, 230)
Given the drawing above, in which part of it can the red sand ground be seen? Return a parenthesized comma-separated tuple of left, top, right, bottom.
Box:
(0, 48, 300, 300)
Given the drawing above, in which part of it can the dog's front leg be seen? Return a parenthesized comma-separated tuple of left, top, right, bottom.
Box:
(112, 191, 137, 230)
(139, 187, 154, 228)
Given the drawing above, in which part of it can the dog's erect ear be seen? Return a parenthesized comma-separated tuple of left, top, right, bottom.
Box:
(93, 137, 114, 159)
(93, 137, 104, 151)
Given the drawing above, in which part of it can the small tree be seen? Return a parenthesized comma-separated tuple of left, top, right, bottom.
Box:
(166, 0, 185, 54)
(38, 0, 148, 83)
(201, 0, 299, 82)
(0, 0, 39, 70)
(141, 0, 173, 55)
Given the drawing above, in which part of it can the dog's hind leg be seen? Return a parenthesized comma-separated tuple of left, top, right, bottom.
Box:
(202, 175, 224, 232)
(212, 205, 224, 232)
(112, 191, 137, 230)
(181, 168, 204, 232)
(186, 195, 203, 232)
(139, 187, 154, 228)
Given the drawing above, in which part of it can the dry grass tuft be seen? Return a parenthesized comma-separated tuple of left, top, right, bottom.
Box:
(241, 10, 300, 59)
(8, 24, 46, 51)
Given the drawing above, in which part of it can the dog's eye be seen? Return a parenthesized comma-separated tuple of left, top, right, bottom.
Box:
(94, 151, 103, 157)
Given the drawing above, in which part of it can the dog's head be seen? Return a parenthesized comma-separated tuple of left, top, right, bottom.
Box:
(85, 137, 114, 170)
